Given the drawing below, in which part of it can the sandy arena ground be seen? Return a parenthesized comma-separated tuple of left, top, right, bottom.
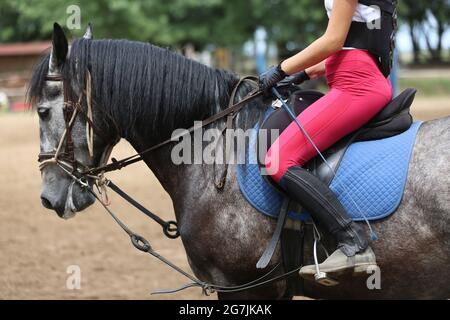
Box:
(1, 97, 449, 300)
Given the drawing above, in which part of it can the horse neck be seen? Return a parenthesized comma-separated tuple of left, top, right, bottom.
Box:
(123, 80, 267, 199)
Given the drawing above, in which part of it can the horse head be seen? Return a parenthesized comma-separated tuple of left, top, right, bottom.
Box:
(30, 23, 117, 219)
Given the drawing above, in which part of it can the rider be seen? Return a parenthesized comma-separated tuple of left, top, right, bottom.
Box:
(259, 0, 397, 280)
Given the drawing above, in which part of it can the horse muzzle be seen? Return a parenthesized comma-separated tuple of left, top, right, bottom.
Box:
(40, 171, 95, 219)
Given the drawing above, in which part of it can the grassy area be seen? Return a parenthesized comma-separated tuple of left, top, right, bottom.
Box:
(399, 77, 450, 96)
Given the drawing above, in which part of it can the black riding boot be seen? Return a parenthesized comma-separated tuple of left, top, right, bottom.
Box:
(280, 166, 376, 282)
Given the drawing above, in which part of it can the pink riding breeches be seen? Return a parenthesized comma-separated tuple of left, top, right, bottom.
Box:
(265, 49, 393, 183)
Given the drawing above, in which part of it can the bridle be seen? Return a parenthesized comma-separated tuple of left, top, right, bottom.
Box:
(38, 74, 82, 171)
(36, 70, 303, 295)
(38, 72, 116, 181)
(38, 71, 122, 210)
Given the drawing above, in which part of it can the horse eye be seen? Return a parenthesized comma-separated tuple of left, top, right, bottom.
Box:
(37, 107, 50, 120)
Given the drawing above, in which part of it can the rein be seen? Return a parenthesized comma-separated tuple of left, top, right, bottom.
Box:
(86, 76, 262, 176)
(86, 176, 301, 295)
(37, 71, 301, 295)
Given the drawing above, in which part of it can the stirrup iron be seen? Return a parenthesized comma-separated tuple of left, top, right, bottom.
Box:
(312, 223, 339, 287)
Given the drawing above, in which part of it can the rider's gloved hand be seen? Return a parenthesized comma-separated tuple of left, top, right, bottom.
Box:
(272, 70, 311, 99)
(277, 70, 310, 88)
(258, 63, 288, 95)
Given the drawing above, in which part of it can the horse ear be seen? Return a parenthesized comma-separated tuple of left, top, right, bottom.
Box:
(49, 23, 68, 73)
(83, 22, 93, 40)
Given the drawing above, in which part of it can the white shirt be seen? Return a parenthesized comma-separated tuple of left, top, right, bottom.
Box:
(324, 0, 381, 23)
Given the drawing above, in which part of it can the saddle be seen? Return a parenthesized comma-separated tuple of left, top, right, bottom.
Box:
(258, 88, 417, 187)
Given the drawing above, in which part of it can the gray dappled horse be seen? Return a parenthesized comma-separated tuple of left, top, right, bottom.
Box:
(30, 24, 450, 299)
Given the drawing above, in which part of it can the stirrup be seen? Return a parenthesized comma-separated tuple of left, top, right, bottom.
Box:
(312, 223, 339, 287)
(314, 272, 339, 287)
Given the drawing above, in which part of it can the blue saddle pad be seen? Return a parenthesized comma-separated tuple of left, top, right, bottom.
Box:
(236, 111, 422, 222)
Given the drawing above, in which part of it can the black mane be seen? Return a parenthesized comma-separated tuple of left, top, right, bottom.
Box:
(28, 38, 240, 141)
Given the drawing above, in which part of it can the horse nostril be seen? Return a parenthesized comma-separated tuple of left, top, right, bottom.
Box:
(41, 196, 54, 209)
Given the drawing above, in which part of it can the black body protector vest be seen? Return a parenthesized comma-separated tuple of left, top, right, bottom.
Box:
(344, 0, 398, 77)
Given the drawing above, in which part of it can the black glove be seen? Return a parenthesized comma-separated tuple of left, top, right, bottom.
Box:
(276, 70, 310, 88)
(258, 63, 288, 93)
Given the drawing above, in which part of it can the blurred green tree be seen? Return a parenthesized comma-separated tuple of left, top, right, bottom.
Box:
(399, 0, 427, 64)
(400, 0, 450, 63)
(0, 0, 332, 50)
(0, 0, 448, 64)
(427, 1, 450, 62)
(0, 0, 254, 48)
